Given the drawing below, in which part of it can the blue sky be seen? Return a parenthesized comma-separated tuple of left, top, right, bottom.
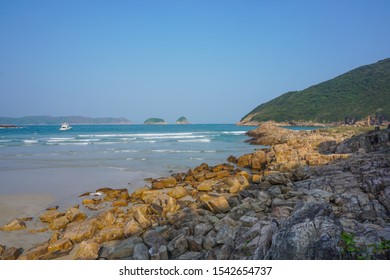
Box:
(1, 0, 389, 124)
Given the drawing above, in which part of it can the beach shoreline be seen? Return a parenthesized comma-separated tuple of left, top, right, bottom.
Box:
(1, 123, 389, 260)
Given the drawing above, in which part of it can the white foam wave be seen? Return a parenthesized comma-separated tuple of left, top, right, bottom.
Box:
(151, 149, 199, 153)
(23, 140, 39, 144)
(222, 131, 246, 135)
(177, 139, 211, 143)
(79, 132, 194, 138)
(58, 142, 89, 146)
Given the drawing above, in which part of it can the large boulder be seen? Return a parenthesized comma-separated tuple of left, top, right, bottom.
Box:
(265, 201, 342, 260)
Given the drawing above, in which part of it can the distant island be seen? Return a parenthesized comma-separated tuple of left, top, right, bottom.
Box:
(176, 116, 190, 124)
(144, 118, 167, 125)
(239, 58, 390, 125)
(0, 116, 131, 125)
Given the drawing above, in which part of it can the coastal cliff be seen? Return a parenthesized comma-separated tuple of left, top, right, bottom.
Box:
(1, 123, 389, 260)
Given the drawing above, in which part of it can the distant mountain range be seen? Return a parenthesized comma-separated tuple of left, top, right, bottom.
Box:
(0, 116, 131, 125)
(240, 58, 390, 124)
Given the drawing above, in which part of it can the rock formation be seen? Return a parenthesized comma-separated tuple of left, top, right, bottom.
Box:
(1, 123, 389, 260)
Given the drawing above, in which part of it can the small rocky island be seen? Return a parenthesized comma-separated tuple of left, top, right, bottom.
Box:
(176, 117, 190, 124)
(144, 118, 167, 125)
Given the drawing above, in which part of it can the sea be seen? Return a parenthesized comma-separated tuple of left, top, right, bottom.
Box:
(0, 124, 259, 199)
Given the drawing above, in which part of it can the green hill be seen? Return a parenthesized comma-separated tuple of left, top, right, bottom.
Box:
(240, 58, 390, 124)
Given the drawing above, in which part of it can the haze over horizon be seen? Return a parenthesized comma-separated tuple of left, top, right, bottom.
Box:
(1, 0, 389, 124)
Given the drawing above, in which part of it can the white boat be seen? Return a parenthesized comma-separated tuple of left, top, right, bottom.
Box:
(59, 123, 72, 131)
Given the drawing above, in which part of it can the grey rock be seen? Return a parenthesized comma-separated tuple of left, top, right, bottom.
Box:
(265, 201, 342, 260)
(194, 223, 214, 236)
(167, 234, 188, 258)
(149, 245, 168, 260)
(133, 243, 150, 260)
(186, 236, 204, 252)
(239, 216, 259, 227)
(99, 236, 143, 260)
(202, 230, 217, 250)
(143, 229, 167, 248)
(216, 224, 237, 245)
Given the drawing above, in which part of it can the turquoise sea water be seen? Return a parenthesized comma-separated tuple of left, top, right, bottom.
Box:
(0, 124, 257, 197)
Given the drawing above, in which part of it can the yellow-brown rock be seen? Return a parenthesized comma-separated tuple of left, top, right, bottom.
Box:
(141, 189, 163, 204)
(197, 179, 216, 192)
(95, 210, 117, 229)
(216, 170, 230, 179)
(252, 174, 262, 183)
(238, 175, 250, 188)
(112, 199, 128, 207)
(73, 241, 100, 260)
(18, 241, 49, 260)
(131, 207, 151, 229)
(167, 186, 188, 199)
(205, 172, 218, 179)
(0, 218, 26, 231)
(39, 210, 65, 223)
(207, 196, 231, 213)
(63, 219, 99, 243)
(224, 177, 241, 194)
(130, 186, 150, 201)
(152, 177, 177, 189)
(47, 238, 74, 253)
(251, 150, 267, 169)
(82, 198, 101, 205)
(237, 153, 252, 168)
(65, 207, 87, 223)
(150, 194, 179, 217)
(94, 227, 124, 243)
(124, 219, 143, 237)
(49, 216, 70, 230)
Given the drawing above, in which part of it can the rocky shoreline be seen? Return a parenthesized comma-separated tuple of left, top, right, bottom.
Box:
(1, 123, 389, 260)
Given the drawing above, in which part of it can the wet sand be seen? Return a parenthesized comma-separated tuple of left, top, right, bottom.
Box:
(0, 193, 54, 248)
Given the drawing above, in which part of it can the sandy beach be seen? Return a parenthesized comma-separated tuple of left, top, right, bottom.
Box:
(0, 193, 54, 248)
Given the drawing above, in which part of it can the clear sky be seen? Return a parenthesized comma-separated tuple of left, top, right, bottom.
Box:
(1, 0, 389, 124)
